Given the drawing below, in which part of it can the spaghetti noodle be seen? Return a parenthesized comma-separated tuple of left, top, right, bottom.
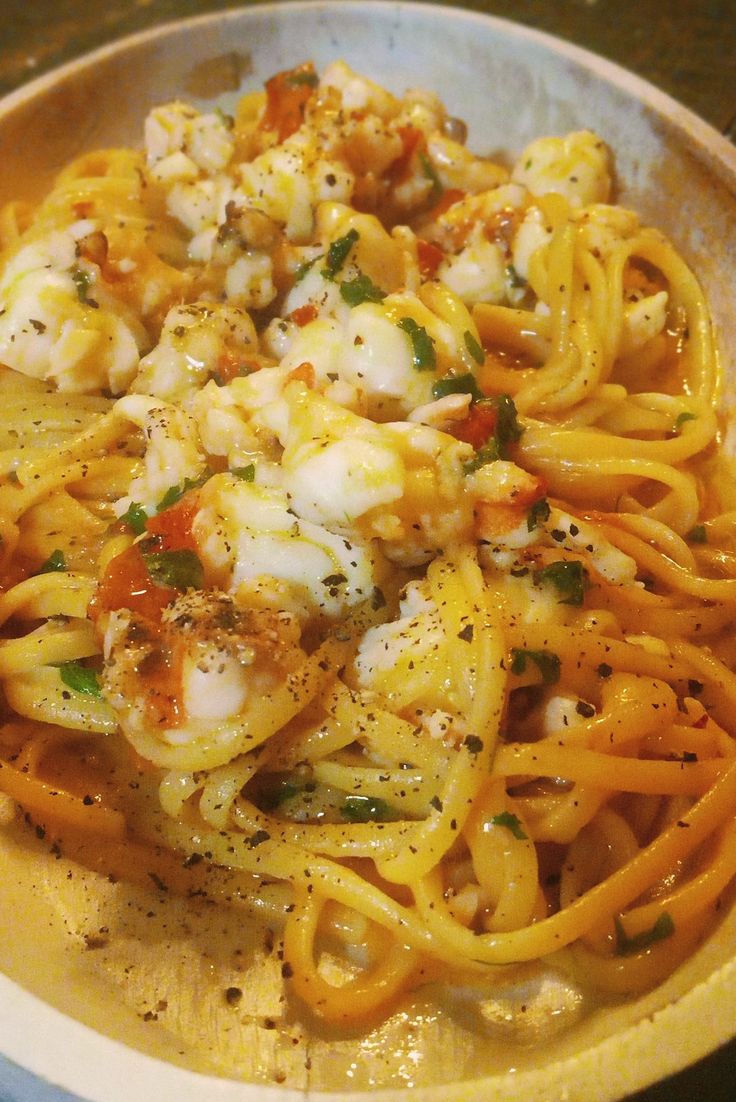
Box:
(0, 59, 734, 1062)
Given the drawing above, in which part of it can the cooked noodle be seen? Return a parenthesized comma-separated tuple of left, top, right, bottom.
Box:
(0, 60, 734, 1055)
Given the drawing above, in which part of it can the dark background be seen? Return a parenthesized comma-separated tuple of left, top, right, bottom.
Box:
(1, 2, 735, 1100)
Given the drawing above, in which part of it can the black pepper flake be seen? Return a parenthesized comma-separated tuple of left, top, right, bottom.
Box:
(429, 795, 443, 812)
(597, 662, 613, 678)
(247, 830, 271, 849)
(457, 624, 474, 642)
(688, 679, 704, 696)
(464, 735, 484, 755)
(575, 700, 596, 718)
(281, 961, 294, 979)
(225, 986, 243, 1006)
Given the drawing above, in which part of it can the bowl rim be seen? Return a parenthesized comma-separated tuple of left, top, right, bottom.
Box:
(1, 3, 736, 1100)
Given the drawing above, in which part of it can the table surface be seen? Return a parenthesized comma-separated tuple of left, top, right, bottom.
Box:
(0, 2, 735, 1101)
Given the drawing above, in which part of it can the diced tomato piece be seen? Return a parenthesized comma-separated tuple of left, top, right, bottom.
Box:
(452, 404, 499, 450)
(145, 495, 198, 552)
(290, 303, 319, 327)
(259, 62, 318, 142)
(286, 361, 316, 387)
(417, 238, 444, 279)
(428, 187, 465, 219)
(90, 544, 177, 623)
(387, 126, 425, 185)
(214, 352, 260, 385)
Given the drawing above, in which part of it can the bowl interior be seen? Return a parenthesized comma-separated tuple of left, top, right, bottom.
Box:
(1, 3, 736, 1100)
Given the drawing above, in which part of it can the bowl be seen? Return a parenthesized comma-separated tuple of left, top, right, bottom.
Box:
(1, 3, 736, 1100)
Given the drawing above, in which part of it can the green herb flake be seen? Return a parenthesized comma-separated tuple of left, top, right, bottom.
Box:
(156, 471, 210, 513)
(510, 647, 561, 685)
(232, 463, 256, 483)
(493, 393, 524, 452)
(120, 502, 148, 535)
(463, 329, 485, 366)
(36, 549, 67, 574)
(614, 912, 675, 956)
(215, 107, 235, 130)
(534, 560, 588, 606)
(341, 795, 391, 822)
(339, 272, 386, 306)
(418, 151, 443, 197)
(490, 810, 528, 840)
(261, 781, 301, 811)
(432, 372, 483, 402)
(462, 438, 502, 474)
(286, 69, 319, 89)
(71, 267, 95, 305)
(527, 498, 551, 532)
(321, 228, 359, 280)
(398, 316, 437, 371)
(675, 411, 696, 433)
(58, 661, 101, 697)
(506, 264, 527, 289)
(294, 257, 320, 284)
(142, 549, 204, 592)
(463, 393, 523, 473)
(686, 524, 707, 544)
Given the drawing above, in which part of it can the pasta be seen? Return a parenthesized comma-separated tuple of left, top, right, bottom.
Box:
(0, 57, 735, 1084)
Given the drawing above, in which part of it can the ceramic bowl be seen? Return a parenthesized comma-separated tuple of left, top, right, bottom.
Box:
(1, 3, 736, 1100)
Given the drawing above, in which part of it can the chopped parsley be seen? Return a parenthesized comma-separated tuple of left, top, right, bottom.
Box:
(35, 549, 67, 574)
(462, 394, 523, 472)
(463, 329, 485, 365)
(675, 411, 696, 433)
(339, 272, 386, 306)
(418, 151, 443, 198)
(232, 463, 256, 482)
(260, 781, 301, 811)
(490, 811, 528, 840)
(120, 501, 148, 535)
(527, 498, 551, 532)
(341, 795, 392, 822)
(294, 257, 320, 283)
(432, 372, 483, 402)
(614, 912, 675, 956)
(534, 560, 588, 606)
(71, 267, 95, 305)
(156, 471, 210, 512)
(142, 549, 204, 591)
(397, 316, 436, 371)
(510, 647, 561, 685)
(321, 228, 359, 280)
(58, 661, 101, 697)
(286, 68, 319, 88)
(505, 264, 527, 289)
